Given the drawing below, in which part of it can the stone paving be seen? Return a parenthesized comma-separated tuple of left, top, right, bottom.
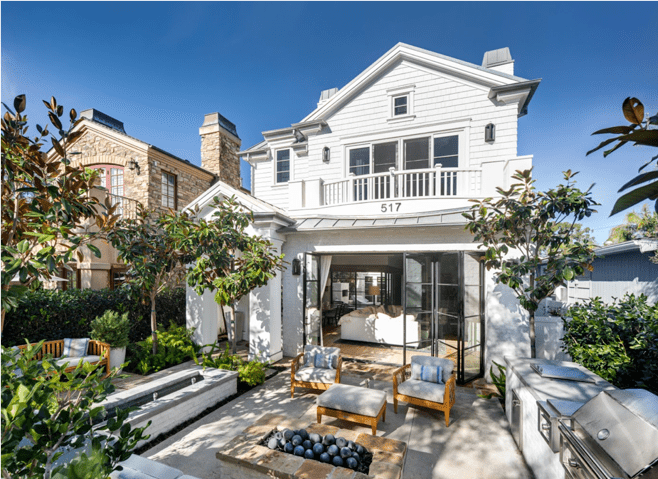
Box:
(142, 362, 532, 479)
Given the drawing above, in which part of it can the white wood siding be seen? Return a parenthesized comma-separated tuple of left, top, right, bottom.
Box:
(252, 59, 520, 211)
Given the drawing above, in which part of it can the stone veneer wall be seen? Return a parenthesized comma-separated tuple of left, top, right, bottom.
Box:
(200, 130, 242, 190)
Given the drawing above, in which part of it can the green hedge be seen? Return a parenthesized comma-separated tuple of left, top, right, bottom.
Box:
(3, 288, 186, 347)
(561, 294, 658, 394)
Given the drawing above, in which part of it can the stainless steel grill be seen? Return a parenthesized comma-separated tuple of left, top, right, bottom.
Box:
(557, 389, 658, 479)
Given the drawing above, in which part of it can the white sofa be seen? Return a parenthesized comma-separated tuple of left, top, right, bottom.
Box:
(338, 305, 421, 347)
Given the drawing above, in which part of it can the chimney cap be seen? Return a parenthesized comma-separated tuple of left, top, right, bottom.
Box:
(202, 112, 239, 139)
(318, 88, 338, 103)
(80, 109, 126, 134)
(482, 47, 513, 68)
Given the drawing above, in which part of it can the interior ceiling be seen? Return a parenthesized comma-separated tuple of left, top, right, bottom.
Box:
(329, 253, 403, 273)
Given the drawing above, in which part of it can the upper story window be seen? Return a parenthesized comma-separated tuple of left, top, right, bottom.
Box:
(276, 149, 290, 183)
(393, 95, 408, 116)
(433, 135, 459, 168)
(92, 165, 124, 196)
(349, 147, 370, 176)
(161, 171, 177, 209)
(387, 85, 415, 121)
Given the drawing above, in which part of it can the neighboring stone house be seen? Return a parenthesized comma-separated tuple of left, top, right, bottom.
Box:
(47, 109, 242, 290)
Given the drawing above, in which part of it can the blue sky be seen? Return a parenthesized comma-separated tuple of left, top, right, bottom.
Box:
(2, 2, 657, 243)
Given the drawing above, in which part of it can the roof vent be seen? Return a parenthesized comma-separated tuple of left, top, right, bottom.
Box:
(80, 109, 126, 134)
(482, 48, 514, 76)
(317, 88, 338, 108)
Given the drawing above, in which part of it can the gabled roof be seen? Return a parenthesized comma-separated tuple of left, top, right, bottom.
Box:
(186, 176, 294, 225)
(302, 42, 540, 123)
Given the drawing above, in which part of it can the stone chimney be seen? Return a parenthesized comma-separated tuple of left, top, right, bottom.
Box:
(199, 112, 242, 189)
(482, 47, 514, 76)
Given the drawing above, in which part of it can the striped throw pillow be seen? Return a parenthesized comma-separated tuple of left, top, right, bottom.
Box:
(411, 363, 444, 384)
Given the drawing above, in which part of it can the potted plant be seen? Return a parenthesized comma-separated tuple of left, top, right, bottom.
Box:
(90, 310, 131, 372)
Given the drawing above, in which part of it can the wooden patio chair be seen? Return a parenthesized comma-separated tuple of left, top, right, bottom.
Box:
(291, 345, 342, 398)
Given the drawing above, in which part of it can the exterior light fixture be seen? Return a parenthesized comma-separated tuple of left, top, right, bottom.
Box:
(485, 123, 495, 143)
(292, 258, 301, 275)
(128, 158, 140, 175)
(322, 146, 330, 163)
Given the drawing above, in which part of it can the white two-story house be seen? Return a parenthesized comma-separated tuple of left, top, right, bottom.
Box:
(187, 43, 540, 384)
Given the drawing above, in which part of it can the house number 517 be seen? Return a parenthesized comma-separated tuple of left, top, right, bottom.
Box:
(381, 202, 401, 213)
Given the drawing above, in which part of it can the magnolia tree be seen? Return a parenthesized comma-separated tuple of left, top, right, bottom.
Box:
(463, 169, 599, 358)
(1, 95, 117, 331)
(165, 196, 285, 354)
(109, 206, 193, 354)
(587, 97, 658, 215)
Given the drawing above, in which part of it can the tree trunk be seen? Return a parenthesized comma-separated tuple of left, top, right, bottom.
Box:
(150, 292, 158, 355)
(231, 304, 237, 355)
(529, 309, 536, 359)
(1, 307, 5, 334)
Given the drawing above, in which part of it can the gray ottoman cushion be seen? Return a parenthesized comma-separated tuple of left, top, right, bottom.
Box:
(398, 379, 446, 404)
(318, 384, 386, 417)
(112, 455, 185, 479)
(295, 366, 337, 384)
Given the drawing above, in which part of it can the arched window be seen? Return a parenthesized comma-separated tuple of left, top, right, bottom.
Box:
(91, 165, 124, 197)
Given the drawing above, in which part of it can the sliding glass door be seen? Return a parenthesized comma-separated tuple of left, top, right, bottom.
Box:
(403, 252, 484, 384)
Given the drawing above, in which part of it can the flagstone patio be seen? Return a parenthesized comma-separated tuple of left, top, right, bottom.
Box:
(140, 361, 532, 479)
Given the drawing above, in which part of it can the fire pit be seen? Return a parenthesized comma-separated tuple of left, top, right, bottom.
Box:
(216, 413, 407, 479)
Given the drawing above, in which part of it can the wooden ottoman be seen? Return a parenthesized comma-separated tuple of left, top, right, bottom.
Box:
(316, 383, 387, 435)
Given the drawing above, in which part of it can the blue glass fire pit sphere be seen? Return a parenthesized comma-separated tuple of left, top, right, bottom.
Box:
(346, 457, 358, 469)
(340, 447, 352, 459)
(332, 456, 344, 467)
(284, 443, 294, 454)
(267, 438, 278, 450)
(293, 445, 305, 456)
(322, 434, 335, 446)
(304, 449, 315, 459)
(298, 429, 309, 440)
(320, 452, 331, 463)
(309, 433, 322, 444)
(356, 445, 365, 455)
(302, 440, 312, 450)
(283, 429, 294, 441)
(347, 440, 356, 450)
(352, 452, 360, 462)
(336, 437, 347, 448)
(327, 445, 339, 456)
(312, 443, 324, 455)
(291, 435, 302, 446)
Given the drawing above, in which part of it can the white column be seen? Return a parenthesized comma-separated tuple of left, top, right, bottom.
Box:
(247, 235, 285, 363)
(186, 285, 220, 353)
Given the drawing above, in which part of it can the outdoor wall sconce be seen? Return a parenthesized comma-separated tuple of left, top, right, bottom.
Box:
(485, 123, 496, 143)
(292, 258, 301, 275)
(322, 146, 330, 163)
(128, 158, 141, 175)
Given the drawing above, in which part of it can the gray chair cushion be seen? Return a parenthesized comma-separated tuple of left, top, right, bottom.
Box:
(55, 355, 101, 368)
(411, 355, 454, 383)
(304, 345, 340, 369)
(111, 455, 186, 479)
(398, 379, 446, 404)
(318, 384, 386, 417)
(295, 366, 337, 384)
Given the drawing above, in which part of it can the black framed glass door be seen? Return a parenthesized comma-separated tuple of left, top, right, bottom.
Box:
(303, 253, 322, 346)
(403, 252, 484, 384)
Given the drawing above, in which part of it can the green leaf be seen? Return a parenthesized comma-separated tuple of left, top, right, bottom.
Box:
(87, 244, 101, 258)
(610, 181, 658, 216)
(618, 170, 658, 193)
(591, 125, 635, 135)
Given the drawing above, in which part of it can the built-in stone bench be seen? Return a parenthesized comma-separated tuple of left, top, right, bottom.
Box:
(216, 413, 407, 479)
(110, 454, 201, 479)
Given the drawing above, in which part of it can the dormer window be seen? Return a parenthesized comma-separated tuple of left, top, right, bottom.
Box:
(393, 95, 408, 116)
(276, 149, 290, 184)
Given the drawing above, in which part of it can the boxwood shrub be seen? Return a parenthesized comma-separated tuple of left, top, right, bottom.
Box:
(3, 287, 186, 347)
(561, 294, 658, 394)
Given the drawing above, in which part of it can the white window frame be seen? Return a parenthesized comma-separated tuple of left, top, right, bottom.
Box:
(387, 84, 415, 122)
(342, 120, 470, 177)
(274, 148, 291, 185)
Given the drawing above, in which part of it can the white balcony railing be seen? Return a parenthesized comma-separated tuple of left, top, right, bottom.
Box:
(322, 167, 481, 206)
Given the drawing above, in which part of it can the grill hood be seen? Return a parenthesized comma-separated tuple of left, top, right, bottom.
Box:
(571, 389, 658, 478)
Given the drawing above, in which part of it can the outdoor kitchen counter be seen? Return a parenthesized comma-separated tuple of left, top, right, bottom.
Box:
(503, 357, 617, 479)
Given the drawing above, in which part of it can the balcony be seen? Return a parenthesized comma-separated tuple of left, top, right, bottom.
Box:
(321, 167, 481, 206)
(107, 193, 139, 219)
